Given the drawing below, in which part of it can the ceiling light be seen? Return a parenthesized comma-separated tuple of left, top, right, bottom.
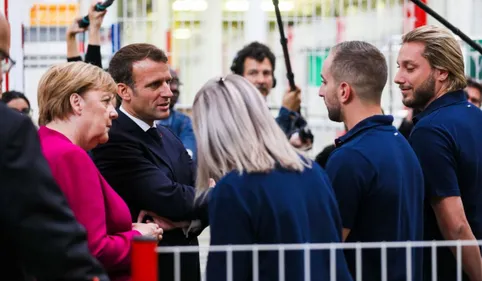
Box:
(173, 28, 192, 40)
(225, 0, 249, 12)
(172, 0, 207, 12)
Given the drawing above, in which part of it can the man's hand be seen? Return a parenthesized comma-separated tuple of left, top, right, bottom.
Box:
(88, 0, 107, 33)
(289, 132, 313, 151)
(66, 17, 86, 39)
(282, 87, 301, 112)
(132, 222, 163, 240)
(137, 210, 190, 231)
(209, 178, 216, 188)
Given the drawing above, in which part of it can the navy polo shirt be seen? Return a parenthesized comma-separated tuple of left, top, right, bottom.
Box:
(325, 115, 424, 281)
(410, 90, 482, 281)
(206, 165, 353, 281)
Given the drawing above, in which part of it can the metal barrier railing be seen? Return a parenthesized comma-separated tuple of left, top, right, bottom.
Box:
(132, 237, 482, 281)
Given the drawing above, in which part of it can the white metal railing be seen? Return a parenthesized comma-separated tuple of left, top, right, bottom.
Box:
(147, 239, 482, 281)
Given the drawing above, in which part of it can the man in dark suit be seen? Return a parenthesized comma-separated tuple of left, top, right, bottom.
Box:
(0, 13, 108, 281)
(91, 43, 210, 281)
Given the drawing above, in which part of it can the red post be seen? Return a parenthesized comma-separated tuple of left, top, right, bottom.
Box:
(4, 0, 9, 92)
(414, 0, 428, 28)
(131, 237, 158, 281)
(166, 29, 172, 63)
(404, 0, 427, 32)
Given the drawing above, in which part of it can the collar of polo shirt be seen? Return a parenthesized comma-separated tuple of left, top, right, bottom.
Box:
(334, 115, 394, 147)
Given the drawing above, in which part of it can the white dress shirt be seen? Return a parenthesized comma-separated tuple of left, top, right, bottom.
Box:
(119, 105, 155, 132)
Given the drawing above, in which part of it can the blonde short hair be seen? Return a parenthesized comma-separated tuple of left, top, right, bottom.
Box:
(402, 25, 467, 92)
(37, 62, 117, 126)
(192, 74, 309, 194)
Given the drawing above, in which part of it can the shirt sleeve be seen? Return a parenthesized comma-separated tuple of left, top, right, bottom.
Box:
(325, 147, 375, 229)
(67, 56, 82, 62)
(275, 107, 297, 136)
(410, 125, 459, 198)
(85, 44, 102, 68)
(51, 148, 140, 271)
(206, 178, 255, 281)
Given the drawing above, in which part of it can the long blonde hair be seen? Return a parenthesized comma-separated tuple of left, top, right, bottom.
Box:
(192, 74, 309, 194)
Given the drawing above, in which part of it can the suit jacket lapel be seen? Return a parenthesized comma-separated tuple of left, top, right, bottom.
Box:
(116, 110, 176, 177)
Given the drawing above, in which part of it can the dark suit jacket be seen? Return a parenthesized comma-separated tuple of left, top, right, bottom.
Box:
(92, 109, 208, 281)
(0, 103, 109, 281)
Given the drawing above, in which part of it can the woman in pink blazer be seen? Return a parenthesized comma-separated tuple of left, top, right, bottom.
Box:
(36, 62, 163, 281)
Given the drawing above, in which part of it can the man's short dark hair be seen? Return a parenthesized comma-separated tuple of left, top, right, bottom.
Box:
(330, 41, 388, 103)
(467, 77, 482, 97)
(230, 41, 276, 75)
(108, 43, 168, 87)
(1, 90, 30, 108)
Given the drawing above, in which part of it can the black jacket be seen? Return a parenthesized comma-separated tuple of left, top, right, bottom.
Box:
(0, 103, 109, 281)
(92, 109, 210, 281)
(67, 44, 102, 69)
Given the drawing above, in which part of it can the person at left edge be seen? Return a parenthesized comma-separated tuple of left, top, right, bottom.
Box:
(0, 13, 109, 281)
(91, 43, 212, 281)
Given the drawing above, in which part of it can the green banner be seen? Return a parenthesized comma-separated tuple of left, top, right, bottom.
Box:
(467, 39, 482, 80)
(308, 48, 330, 87)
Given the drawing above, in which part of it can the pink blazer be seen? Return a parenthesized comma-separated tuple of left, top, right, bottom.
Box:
(38, 126, 140, 281)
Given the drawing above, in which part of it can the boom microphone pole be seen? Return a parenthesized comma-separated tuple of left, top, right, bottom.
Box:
(410, 0, 482, 55)
(272, 0, 314, 146)
(272, 0, 296, 92)
(77, 0, 115, 28)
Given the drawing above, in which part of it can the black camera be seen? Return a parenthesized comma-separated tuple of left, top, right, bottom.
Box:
(298, 126, 314, 144)
(77, 0, 115, 28)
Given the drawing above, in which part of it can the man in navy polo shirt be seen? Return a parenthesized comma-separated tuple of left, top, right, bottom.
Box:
(395, 25, 482, 281)
(319, 40, 424, 281)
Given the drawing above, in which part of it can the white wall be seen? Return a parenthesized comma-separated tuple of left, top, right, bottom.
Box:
(8, 0, 482, 152)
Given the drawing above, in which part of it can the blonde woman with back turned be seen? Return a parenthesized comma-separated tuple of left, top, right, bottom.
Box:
(192, 74, 352, 281)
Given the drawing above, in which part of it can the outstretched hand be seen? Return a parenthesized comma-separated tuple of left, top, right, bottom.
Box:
(66, 17, 87, 38)
(137, 210, 190, 231)
(282, 86, 302, 112)
(88, 0, 107, 32)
